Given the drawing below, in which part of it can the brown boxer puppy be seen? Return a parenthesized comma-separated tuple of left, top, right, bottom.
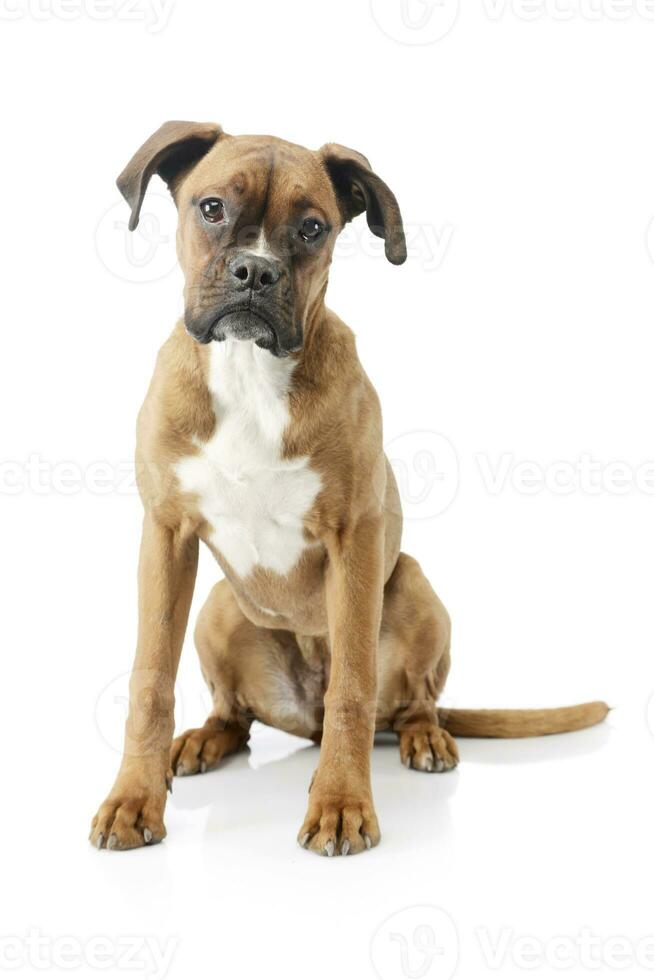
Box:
(90, 122, 608, 856)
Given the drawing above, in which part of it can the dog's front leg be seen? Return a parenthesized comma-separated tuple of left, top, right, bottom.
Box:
(298, 515, 384, 856)
(90, 512, 198, 850)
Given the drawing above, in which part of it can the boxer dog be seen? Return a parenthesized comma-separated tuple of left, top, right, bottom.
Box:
(90, 122, 608, 856)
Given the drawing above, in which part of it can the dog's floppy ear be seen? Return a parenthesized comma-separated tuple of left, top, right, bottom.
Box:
(319, 143, 407, 265)
(117, 120, 223, 231)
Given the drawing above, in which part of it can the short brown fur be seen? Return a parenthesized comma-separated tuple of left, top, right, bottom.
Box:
(90, 123, 608, 857)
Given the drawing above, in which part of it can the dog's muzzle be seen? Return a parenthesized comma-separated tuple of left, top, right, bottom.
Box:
(185, 250, 301, 357)
(185, 303, 300, 357)
(213, 308, 276, 348)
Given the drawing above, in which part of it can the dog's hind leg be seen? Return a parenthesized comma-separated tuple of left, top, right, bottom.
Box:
(377, 552, 459, 773)
(171, 580, 325, 777)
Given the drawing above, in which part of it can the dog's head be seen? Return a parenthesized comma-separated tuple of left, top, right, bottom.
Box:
(117, 121, 406, 357)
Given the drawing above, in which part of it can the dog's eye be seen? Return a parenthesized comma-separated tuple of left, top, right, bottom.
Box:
(199, 198, 226, 223)
(299, 218, 324, 242)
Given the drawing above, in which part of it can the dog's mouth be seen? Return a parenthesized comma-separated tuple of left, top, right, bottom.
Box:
(187, 302, 299, 358)
(212, 308, 277, 351)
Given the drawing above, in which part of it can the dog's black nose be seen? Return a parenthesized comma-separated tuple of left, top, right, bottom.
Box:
(228, 253, 281, 292)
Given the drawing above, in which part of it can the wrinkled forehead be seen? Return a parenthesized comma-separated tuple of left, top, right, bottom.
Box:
(180, 135, 339, 223)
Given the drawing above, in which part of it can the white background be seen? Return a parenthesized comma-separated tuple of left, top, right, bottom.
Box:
(1, 1, 653, 978)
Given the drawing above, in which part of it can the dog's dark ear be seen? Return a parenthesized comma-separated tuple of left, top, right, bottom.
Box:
(117, 120, 223, 231)
(319, 143, 406, 265)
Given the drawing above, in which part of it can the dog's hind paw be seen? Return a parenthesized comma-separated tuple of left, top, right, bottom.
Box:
(170, 721, 247, 777)
(399, 725, 459, 773)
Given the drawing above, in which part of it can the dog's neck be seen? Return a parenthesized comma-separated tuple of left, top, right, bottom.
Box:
(201, 290, 329, 403)
(206, 338, 296, 445)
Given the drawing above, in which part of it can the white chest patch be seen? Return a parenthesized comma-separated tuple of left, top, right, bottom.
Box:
(175, 340, 322, 580)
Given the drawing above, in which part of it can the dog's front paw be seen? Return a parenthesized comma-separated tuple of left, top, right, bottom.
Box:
(90, 779, 167, 851)
(297, 785, 380, 857)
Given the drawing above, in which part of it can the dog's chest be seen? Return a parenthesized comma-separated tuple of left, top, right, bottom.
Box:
(175, 342, 321, 580)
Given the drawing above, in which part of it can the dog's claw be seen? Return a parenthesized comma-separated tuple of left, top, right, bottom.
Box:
(341, 839, 351, 856)
(200, 761, 207, 774)
(324, 840, 335, 857)
(107, 834, 117, 850)
(143, 828, 153, 844)
(166, 773, 173, 794)
(364, 834, 372, 850)
(95, 834, 104, 850)
(300, 833, 310, 848)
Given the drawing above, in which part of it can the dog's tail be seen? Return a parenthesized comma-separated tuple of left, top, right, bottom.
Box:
(438, 701, 610, 738)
